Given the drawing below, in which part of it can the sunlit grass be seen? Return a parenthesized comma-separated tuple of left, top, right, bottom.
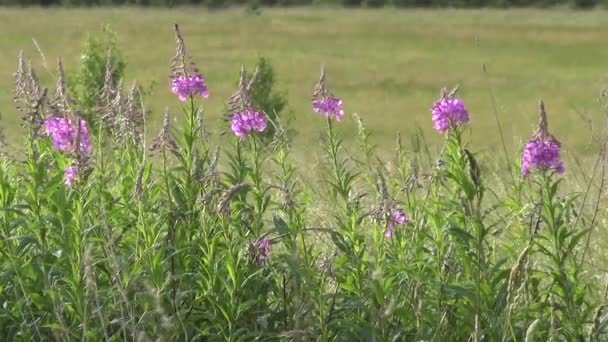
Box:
(1, 8, 607, 161)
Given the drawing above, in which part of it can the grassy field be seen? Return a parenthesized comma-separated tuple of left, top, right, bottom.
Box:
(1, 8, 607, 162)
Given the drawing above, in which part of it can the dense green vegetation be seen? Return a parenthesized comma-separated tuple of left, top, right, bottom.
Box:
(0, 19, 607, 340)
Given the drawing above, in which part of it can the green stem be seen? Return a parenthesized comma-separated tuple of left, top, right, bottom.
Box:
(326, 117, 346, 200)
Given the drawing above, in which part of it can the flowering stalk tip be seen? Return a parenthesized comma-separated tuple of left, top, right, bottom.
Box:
(431, 87, 470, 133)
(226, 65, 267, 138)
(249, 238, 271, 264)
(521, 100, 564, 177)
(170, 24, 209, 102)
(44, 117, 92, 155)
(231, 110, 268, 138)
(312, 65, 344, 121)
(385, 208, 410, 239)
(171, 75, 209, 102)
(64, 165, 79, 188)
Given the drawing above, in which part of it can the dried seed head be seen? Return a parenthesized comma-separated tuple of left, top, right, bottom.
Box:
(270, 116, 290, 150)
(524, 319, 541, 342)
(14, 51, 27, 99)
(312, 64, 331, 99)
(208, 145, 220, 173)
(99, 53, 130, 135)
(447, 84, 459, 98)
(507, 244, 531, 304)
(149, 109, 179, 157)
(405, 158, 423, 192)
(99, 77, 122, 132)
(511, 276, 528, 308)
(126, 81, 142, 116)
(53, 58, 75, 116)
(396, 131, 403, 157)
(536, 100, 548, 137)
(318, 252, 336, 278)
(170, 24, 199, 79)
(14, 52, 44, 117)
(532, 100, 559, 144)
(22, 88, 48, 134)
(134, 164, 145, 201)
(226, 64, 259, 118)
(217, 183, 251, 216)
(437, 84, 460, 101)
(376, 171, 391, 215)
(200, 146, 220, 187)
(28, 63, 42, 100)
(119, 81, 144, 143)
(589, 304, 605, 342)
(100, 50, 116, 108)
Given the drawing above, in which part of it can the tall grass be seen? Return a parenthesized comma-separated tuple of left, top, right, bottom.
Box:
(0, 23, 607, 341)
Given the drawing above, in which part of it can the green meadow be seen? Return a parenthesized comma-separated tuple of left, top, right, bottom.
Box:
(1, 8, 607, 161)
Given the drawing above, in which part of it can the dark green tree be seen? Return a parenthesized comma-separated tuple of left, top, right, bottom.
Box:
(72, 25, 126, 126)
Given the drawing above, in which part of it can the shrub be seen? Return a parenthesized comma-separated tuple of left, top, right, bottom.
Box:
(571, 0, 596, 7)
(72, 25, 126, 126)
(363, 0, 386, 7)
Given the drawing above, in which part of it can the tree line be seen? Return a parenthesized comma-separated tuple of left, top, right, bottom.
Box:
(0, 0, 602, 8)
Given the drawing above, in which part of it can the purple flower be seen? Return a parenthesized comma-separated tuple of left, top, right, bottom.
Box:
(521, 139, 564, 177)
(313, 97, 344, 121)
(44, 117, 92, 155)
(432, 98, 470, 133)
(249, 238, 271, 264)
(171, 74, 209, 102)
(385, 209, 410, 239)
(231, 110, 267, 138)
(64, 165, 78, 188)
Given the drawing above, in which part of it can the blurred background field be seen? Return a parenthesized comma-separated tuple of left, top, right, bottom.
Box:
(0, 8, 607, 163)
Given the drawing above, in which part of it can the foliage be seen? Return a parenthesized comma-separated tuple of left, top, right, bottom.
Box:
(72, 25, 126, 126)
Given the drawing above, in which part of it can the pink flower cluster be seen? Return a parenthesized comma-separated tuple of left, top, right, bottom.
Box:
(431, 98, 470, 133)
(230, 110, 268, 138)
(250, 238, 271, 264)
(521, 139, 564, 177)
(313, 97, 345, 121)
(64, 165, 79, 188)
(171, 75, 209, 102)
(43, 117, 92, 188)
(385, 208, 410, 239)
(44, 117, 92, 155)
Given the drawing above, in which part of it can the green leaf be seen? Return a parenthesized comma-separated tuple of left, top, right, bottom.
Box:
(449, 226, 474, 245)
(273, 214, 290, 235)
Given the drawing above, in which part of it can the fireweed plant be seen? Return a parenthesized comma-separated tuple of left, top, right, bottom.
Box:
(0, 25, 607, 341)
